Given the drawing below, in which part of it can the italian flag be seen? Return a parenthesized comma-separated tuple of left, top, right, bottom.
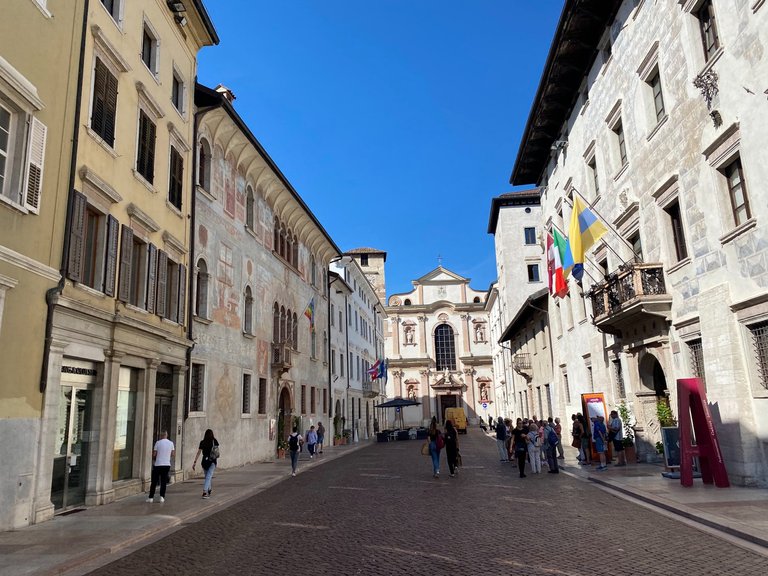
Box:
(548, 229, 569, 298)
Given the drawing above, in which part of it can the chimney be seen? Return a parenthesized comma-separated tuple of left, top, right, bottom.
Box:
(215, 84, 236, 103)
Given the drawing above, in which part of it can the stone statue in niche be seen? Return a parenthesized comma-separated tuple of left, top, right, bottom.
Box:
(404, 325, 415, 345)
(475, 323, 486, 342)
(407, 386, 417, 400)
(480, 386, 489, 402)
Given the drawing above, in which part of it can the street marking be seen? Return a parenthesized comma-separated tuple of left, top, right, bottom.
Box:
(477, 483, 521, 489)
(364, 545, 460, 564)
(359, 473, 401, 479)
(274, 522, 329, 530)
(328, 486, 367, 491)
(502, 496, 553, 506)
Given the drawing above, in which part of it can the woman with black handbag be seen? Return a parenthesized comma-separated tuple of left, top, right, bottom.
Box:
(444, 419, 460, 477)
(192, 429, 219, 499)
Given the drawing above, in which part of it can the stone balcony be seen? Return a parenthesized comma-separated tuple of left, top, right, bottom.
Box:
(362, 380, 380, 398)
(588, 263, 672, 336)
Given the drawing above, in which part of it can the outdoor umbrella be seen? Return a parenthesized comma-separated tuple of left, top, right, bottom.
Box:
(375, 398, 421, 430)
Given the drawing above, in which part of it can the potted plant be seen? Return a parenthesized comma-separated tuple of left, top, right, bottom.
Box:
(333, 433, 342, 446)
(276, 439, 288, 459)
(617, 401, 637, 463)
(342, 428, 351, 445)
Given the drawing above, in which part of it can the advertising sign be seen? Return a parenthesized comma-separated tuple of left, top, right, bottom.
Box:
(581, 392, 609, 461)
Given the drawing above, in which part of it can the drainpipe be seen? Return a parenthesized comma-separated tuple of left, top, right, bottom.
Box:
(40, 0, 90, 393)
(327, 274, 339, 421)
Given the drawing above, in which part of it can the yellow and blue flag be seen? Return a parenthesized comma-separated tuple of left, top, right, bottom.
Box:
(565, 196, 607, 281)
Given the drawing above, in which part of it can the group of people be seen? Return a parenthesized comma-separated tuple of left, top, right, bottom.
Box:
(570, 410, 626, 471)
(425, 416, 461, 478)
(286, 422, 326, 477)
(492, 416, 564, 478)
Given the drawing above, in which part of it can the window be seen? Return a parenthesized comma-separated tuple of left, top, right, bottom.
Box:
(311, 387, 316, 414)
(404, 299, 411, 306)
(688, 339, 706, 390)
(434, 324, 457, 371)
(340, 353, 344, 376)
(128, 236, 148, 308)
(664, 200, 688, 262)
(195, 259, 209, 318)
(136, 110, 156, 183)
(168, 146, 183, 210)
(100, 0, 121, 22)
(750, 322, 768, 390)
(323, 389, 327, 414)
(527, 264, 540, 283)
(330, 304, 335, 326)
(0, 97, 47, 212)
(696, 1, 720, 62)
(90, 58, 118, 147)
(613, 119, 627, 168)
(258, 378, 267, 414)
(587, 156, 600, 198)
(360, 254, 368, 266)
(629, 232, 643, 261)
(246, 186, 255, 229)
(301, 384, 306, 414)
(242, 373, 251, 414)
(323, 331, 328, 362)
(613, 359, 626, 398)
(311, 330, 317, 358)
(189, 363, 204, 412)
(331, 349, 336, 374)
(67, 191, 119, 294)
(563, 372, 571, 403)
(647, 69, 666, 124)
(197, 138, 211, 191)
(155, 252, 186, 324)
(524, 227, 536, 245)
(141, 24, 159, 75)
(244, 286, 253, 334)
(171, 70, 184, 113)
(310, 256, 317, 286)
(722, 158, 751, 227)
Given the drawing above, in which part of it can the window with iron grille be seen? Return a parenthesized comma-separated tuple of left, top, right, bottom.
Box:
(310, 386, 316, 414)
(687, 339, 706, 389)
(301, 384, 306, 414)
(190, 364, 204, 412)
(434, 324, 457, 371)
(258, 378, 267, 414)
(613, 359, 626, 398)
(242, 374, 251, 414)
(749, 322, 768, 390)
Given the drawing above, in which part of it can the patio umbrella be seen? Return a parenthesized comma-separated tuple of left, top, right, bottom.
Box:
(375, 398, 421, 429)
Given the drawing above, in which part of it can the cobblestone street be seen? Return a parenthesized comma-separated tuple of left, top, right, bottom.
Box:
(85, 431, 768, 576)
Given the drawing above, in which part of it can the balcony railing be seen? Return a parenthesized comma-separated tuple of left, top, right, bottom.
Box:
(271, 343, 292, 372)
(513, 353, 531, 371)
(362, 380, 379, 398)
(589, 263, 670, 332)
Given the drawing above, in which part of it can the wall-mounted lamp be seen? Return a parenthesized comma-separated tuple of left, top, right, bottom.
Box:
(550, 140, 568, 151)
(175, 15, 187, 27)
(167, 1, 187, 13)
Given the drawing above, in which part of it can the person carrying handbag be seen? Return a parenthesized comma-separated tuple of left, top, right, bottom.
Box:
(192, 429, 219, 498)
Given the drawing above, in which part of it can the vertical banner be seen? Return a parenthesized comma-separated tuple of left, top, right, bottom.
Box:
(677, 378, 730, 488)
(581, 392, 609, 462)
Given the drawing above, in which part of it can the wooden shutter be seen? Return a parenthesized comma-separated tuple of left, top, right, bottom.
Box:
(103, 215, 119, 296)
(91, 59, 106, 139)
(23, 117, 46, 213)
(146, 116, 156, 183)
(104, 71, 118, 147)
(146, 243, 157, 313)
(117, 225, 133, 302)
(67, 191, 87, 282)
(177, 263, 186, 326)
(169, 147, 183, 209)
(156, 250, 168, 317)
(137, 111, 156, 183)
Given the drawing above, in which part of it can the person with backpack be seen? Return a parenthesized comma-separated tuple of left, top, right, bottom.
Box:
(316, 422, 326, 454)
(526, 422, 542, 474)
(511, 420, 529, 478)
(592, 415, 608, 471)
(288, 426, 304, 477)
(544, 418, 560, 474)
(192, 429, 219, 498)
(427, 416, 443, 478)
(495, 417, 508, 462)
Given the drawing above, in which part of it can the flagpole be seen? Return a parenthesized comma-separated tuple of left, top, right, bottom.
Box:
(549, 222, 600, 285)
(561, 193, 633, 266)
(567, 187, 639, 258)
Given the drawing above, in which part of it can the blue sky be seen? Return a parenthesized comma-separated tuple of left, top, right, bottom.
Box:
(197, 1, 563, 298)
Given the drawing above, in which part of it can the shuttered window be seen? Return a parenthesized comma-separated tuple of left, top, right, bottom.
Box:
(242, 374, 251, 414)
(103, 215, 119, 296)
(189, 364, 204, 412)
(136, 110, 156, 183)
(90, 59, 118, 147)
(117, 225, 133, 302)
(168, 146, 183, 209)
(23, 117, 46, 212)
(258, 378, 267, 414)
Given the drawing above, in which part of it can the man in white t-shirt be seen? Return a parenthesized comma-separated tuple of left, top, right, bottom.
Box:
(147, 431, 175, 503)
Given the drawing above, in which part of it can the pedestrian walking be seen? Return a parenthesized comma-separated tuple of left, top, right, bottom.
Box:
(316, 422, 326, 454)
(592, 416, 608, 471)
(555, 417, 565, 459)
(428, 416, 443, 478)
(578, 413, 592, 465)
(608, 410, 626, 466)
(192, 429, 219, 498)
(511, 420, 528, 478)
(146, 431, 174, 503)
(527, 423, 542, 474)
(444, 419, 460, 477)
(306, 425, 318, 458)
(287, 427, 304, 477)
(544, 418, 560, 473)
(495, 417, 508, 462)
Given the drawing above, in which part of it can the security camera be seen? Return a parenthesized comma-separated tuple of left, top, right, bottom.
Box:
(551, 140, 568, 151)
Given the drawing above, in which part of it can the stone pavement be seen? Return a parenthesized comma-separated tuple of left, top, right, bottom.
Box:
(1, 432, 767, 575)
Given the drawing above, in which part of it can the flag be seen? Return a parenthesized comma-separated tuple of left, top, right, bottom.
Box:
(546, 232, 555, 294)
(367, 360, 381, 379)
(567, 196, 607, 281)
(304, 297, 315, 329)
(381, 358, 388, 383)
(549, 228, 569, 298)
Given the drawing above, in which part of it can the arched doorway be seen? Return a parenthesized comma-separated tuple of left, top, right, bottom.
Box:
(640, 353, 668, 397)
(278, 386, 292, 445)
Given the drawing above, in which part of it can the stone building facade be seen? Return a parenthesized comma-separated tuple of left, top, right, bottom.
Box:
(510, 0, 768, 484)
(191, 84, 339, 467)
(385, 267, 493, 427)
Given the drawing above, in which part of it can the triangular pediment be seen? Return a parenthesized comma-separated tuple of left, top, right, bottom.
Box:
(415, 266, 468, 285)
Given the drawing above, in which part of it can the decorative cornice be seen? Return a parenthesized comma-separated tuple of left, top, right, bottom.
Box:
(0, 245, 59, 282)
(167, 120, 191, 152)
(0, 54, 44, 110)
(127, 203, 160, 233)
(91, 25, 131, 73)
(162, 231, 187, 255)
(80, 165, 122, 204)
(136, 81, 165, 119)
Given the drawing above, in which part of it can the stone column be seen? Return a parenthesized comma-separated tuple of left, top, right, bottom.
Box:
(139, 359, 160, 489)
(92, 349, 124, 505)
(392, 317, 401, 352)
(171, 364, 186, 476)
(420, 369, 431, 422)
(393, 370, 404, 398)
(418, 315, 428, 356)
(463, 368, 476, 415)
(460, 314, 471, 355)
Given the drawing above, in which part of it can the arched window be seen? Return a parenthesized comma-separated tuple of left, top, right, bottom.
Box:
(404, 299, 411, 306)
(293, 312, 298, 349)
(273, 303, 279, 343)
(286, 231, 293, 265)
(246, 186, 255, 230)
(310, 256, 316, 286)
(280, 227, 286, 259)
(244, 286, 253, 334)
(273, 218, 280, 253)
(322, 269, 327, 296)
(280, 306, 286, 343)
(197, 138, 212, 191)
(434, 324, 457, 371)
(286, 309, 293, 347)
(195, 258, 209, 319)
(473, 296, 481, 303)
(292, 238, 299, 267)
